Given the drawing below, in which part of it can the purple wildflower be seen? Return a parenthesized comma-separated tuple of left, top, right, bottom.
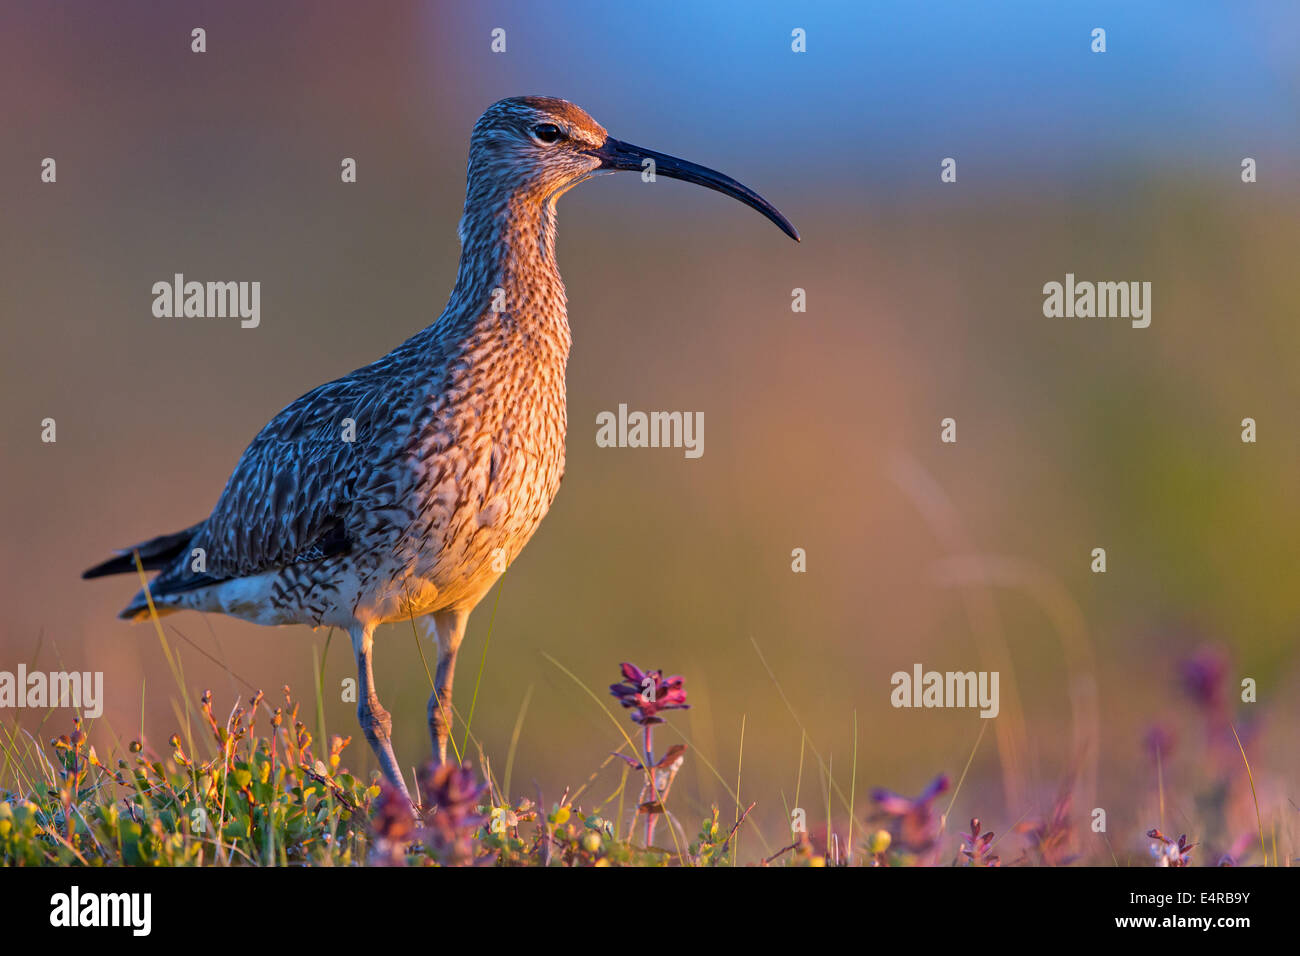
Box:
(609, 662, 689, 725)
(960, 817, 1000, 866)
(419, 761, 491, 866)
(871, 773, 949, 852)
(1148, 827, 1196, 867)
(1178, 646, 1227, 714)
(1014, 781, 1079, 866)
(609, 662, 690, 849)
(1142, 723, 1177, 761)
(369, 778, 416, 866)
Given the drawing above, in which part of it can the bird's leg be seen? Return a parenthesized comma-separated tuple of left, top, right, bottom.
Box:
(349, 621, 412, 805)
(417, 609, 469, 766)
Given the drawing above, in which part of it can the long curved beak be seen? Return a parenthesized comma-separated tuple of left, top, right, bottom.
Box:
(588, 137, 800, 242)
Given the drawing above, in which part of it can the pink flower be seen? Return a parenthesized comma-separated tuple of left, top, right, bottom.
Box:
(419, 761, 490, 866)
(609, 662, 689, 725)
(871, 774, 949, 852)
(1178, 646, 1227, 713)
(960, 817, 1000, 866)
(1148, 828, 1196, 867)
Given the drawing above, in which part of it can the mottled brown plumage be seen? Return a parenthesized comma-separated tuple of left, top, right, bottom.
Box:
(84, 96, 797, 804)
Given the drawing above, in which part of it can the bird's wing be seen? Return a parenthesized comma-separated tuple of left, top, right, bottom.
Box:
(184, 370, 416, 584)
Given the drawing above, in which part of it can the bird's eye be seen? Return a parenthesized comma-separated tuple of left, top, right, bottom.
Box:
(532, 123, 563, 144)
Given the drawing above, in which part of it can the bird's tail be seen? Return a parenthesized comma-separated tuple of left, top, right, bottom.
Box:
(82, 523, 203, 580)
(84, 522, 211, 621)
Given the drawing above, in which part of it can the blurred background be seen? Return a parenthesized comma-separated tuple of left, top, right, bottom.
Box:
(2, 1, 1298, 862)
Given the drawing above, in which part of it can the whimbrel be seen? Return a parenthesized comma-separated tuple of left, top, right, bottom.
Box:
(84, 96, 798, 803)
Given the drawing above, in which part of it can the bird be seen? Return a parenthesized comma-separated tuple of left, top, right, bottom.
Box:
(83, 96, 798, 806)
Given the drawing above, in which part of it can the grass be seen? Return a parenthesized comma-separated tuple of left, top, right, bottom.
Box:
(1230, 723, 1268, 866)
(0, 559, 1292, 866)
(0, 668, 1291, 866)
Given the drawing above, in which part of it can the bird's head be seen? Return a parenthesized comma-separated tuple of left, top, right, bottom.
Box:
(467, 96, 799, 241)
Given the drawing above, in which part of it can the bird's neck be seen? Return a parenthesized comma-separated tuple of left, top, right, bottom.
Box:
(446, 190, 570, 353)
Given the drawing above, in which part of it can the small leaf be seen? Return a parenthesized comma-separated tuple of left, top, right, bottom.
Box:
(653, 744, 687, 769)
